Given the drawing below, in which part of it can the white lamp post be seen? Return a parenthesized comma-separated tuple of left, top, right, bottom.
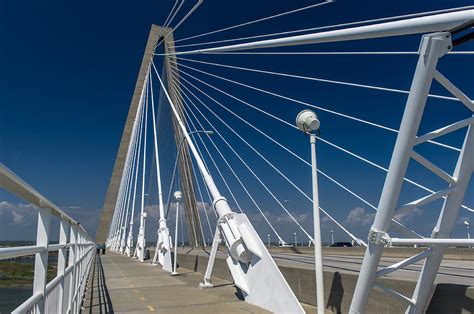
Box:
(294, 232, 297, 247)
(465, 221, 471, 248)
(268, 234, 270, 246)
(296, 109, 324, 314)
(172, 191, 182, 275)
(330, 230, 334, 246)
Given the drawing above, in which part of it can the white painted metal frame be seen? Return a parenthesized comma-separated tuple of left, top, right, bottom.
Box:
(350, 32, 474, 314)
(0, 164, 95, 314)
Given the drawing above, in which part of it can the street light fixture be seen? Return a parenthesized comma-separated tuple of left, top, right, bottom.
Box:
(296, 109, 324, 314)
(172, 190, 182, 276)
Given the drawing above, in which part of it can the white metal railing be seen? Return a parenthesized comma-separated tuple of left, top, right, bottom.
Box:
(0, 163, 95, 314)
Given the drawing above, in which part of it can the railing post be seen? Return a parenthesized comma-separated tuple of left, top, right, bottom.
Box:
(33, 207, 51, 314)
(76, 232, 83, 313)
(68, 224, 78, 314)
(57, 218, 69, 313)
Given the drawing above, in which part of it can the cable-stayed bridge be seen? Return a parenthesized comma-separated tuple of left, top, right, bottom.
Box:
(1, 2, 473, 313)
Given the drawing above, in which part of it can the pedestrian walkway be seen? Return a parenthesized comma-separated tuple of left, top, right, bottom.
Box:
(81, 251, 269, 313)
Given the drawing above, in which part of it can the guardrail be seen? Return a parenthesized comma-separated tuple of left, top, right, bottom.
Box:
(0, 163, 95, 313)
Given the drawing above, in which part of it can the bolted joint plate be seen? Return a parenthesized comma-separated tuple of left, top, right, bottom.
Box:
(368, 227, 391, 246)
(418, 32, 452, 59)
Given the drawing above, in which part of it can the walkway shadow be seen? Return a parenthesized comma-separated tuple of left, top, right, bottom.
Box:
(426, 284, 473, 313)
(326, 272, 344, 314)
(82, 253, 114, 314)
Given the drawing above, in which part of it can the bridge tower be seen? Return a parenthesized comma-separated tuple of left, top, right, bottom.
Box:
(96, 25, 204, 248)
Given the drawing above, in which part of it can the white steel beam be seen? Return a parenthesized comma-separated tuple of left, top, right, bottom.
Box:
(376, 250, 432, 278)
(393, 188, 453, 218)
(174, 10, 474, 54)
(434, 70, 474, 111)
(411, 151, 456, 185)
(414, 117, 474, 146)
(349, 32, 452, 314)
(391, 238, 474, 246)
(407, 125, 474, 313)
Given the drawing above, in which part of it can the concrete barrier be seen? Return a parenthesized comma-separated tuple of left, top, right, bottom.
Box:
(149, 247, 474, 313)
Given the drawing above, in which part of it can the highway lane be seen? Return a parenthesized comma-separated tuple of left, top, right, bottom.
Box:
(272, 252, 474, 285)
(172, 247, 473, 286)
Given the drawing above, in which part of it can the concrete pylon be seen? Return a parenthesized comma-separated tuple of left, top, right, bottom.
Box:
(96, 25, 161, 243)
(97, 25, 204, 248)
(159, 26, 204, 247)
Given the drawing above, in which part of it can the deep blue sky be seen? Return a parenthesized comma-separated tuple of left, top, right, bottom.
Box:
(0, 0, 472, 242)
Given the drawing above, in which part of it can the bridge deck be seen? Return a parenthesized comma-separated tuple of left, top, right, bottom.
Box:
(82, 251, 276, 313)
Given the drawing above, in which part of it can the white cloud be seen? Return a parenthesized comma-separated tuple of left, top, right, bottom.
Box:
(0, 201, 37, 225)
(344, 207, 375, 226)
(393, 207, 423, 223)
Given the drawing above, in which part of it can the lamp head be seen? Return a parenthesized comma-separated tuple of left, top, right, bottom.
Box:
(205, 130, 214, 135)
(174, 190, 182, 201)
(296, 109, 320, 134)
(464, 220, 470, 226)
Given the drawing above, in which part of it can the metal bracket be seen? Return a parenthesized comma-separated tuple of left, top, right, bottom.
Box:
(368, 228, 391, 246)
(199, 226, 222, 289)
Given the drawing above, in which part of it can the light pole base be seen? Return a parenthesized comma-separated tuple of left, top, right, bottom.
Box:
(171, 271, 179, 276)
(199, 279, 213, 289)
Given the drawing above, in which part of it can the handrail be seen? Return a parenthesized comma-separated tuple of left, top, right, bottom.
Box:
(0, 163, 81, 227)
(12, 292, 42, 314)
(0, 245, 46, 260)
(174, 9, 474, 54)
(0, 162, 96, 313)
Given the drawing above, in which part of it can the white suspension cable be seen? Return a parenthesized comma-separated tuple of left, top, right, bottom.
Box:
(177, 85, 298, 243)
(175, 75, 322, 242)
(182, 79, 368, 244)
(113, 111, 142, 246)
(128, 90, 146, 236)
(137, 71, 150, 251)
(171, 5, 474, 48)
(197, 51, 420, 55)
(157, 0, 186, 47)
(170, 85, 209, 244)
(120, 111, 143, 247)
(188, 149, 215, 238)
(171, 66, 420, 238)
(176, 86, 244, 214)
(173, 64, 474, 213)
(174, 51, 473, 55)
(157, 0, 204, 50)
(173, 58, 461, 151)
(155, 0, 181, 48)
(169, 73, 216, 243)
(173, 0, 332, 44)
(175, 82, 287, 237)
(149, 70, 167, 225)
(177, 57, 459, 102)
